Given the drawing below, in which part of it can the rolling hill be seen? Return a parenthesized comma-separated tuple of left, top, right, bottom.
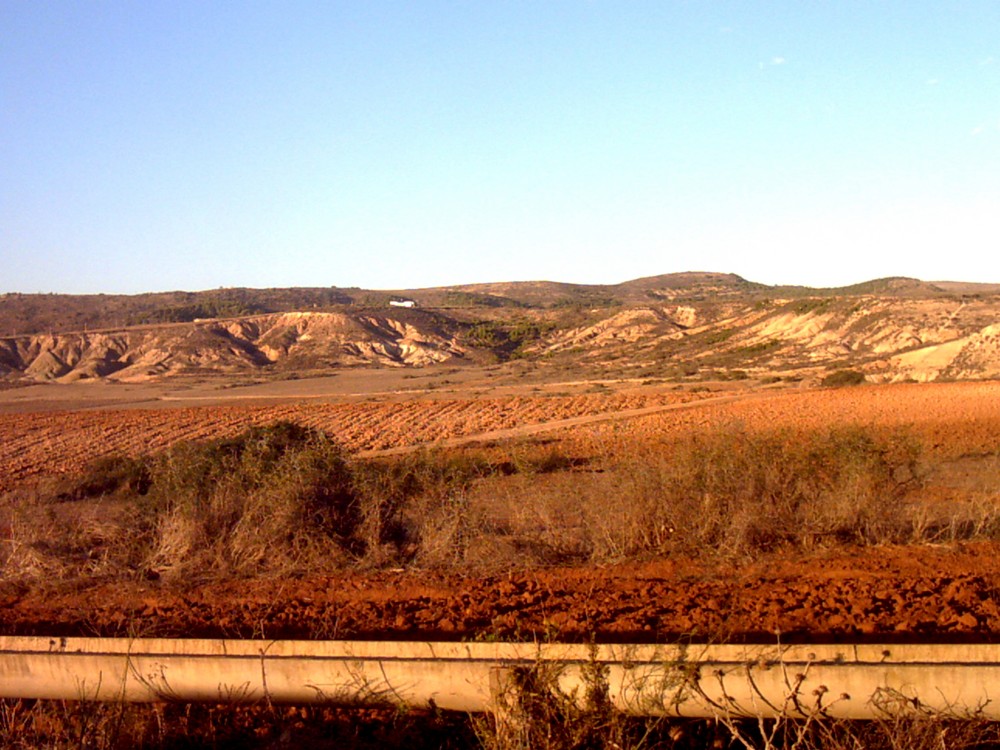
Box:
(3, 272, 1000, 385)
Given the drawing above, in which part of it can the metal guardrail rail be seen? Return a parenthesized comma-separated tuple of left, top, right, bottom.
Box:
(1, 637, 998, 720)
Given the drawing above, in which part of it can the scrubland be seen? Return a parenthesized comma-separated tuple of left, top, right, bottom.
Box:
(5, 409, 999, 585)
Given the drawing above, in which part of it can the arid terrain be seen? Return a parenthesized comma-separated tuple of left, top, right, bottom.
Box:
(2, 275, 1000, 747)
(6, 273, 1000, 387)
(2, 372, 1000, 645)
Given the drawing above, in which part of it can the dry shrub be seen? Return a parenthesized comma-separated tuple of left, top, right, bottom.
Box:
(696, 714, 1000, 750)
(0, 698, 165, 749)
(2, 422, 359, 583)
(909, 494, 1000, 544)
(139, 422, 357, 579)
(0, 488, 144, 583)
(1, 491, 70, 580)
(477, 656, 678, 750)
(351, 443, 580, 571)
(52, 454, 152, 502)
(474, 645, 1000, 750)
(2, 430, 584, 583)
(477, 472, 591, 565)
(821, 369, 867, 387)
(350, 449, 495, 564)
(408, 493, 480, 568)
(2, 694, 995, 750)
(504, 442, 579, 476)
(17, 420, 1000, 584)
(579, 426, 921, 561)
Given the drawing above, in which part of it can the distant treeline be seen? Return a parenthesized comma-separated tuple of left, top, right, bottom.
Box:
(127, 289, 357, 325)
(0, 288, 358, 335)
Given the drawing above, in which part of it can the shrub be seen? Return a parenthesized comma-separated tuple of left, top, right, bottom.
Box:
(580, 426, 920, 560)
(35, 422, 359, 580)
(54, 454, 153, 501)
(350, 449, 494, 561)
(821, 369, 867, 387)
(140, 422, 357, 577)
(18, 420, 995, 584)
(702, 328, 736, 345)
(8, 432, 592, 582)
(791, 298, 833, 315)
(351, 442, 590, 566)
(738, 340, 780, 355)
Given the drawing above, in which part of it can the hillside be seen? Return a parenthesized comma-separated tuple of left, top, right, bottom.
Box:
(0, 310, 465, 382)
(3, 272, 1000, 385)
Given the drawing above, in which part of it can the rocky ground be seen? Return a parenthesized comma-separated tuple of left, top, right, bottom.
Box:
(1, 542, 998, 644)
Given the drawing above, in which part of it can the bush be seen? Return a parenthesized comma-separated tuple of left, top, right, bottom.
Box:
(18, 432, 583, 580)
(38, 423, 358, 580)
(19, 421, 997, 583)
(54, 454, 152, 501)
(821, 369, 867, 387)
(349, 442, 588, 568)
(141, 423, 357, 577)
(350, 450, 495, 562)
(580, 426, 920, 560)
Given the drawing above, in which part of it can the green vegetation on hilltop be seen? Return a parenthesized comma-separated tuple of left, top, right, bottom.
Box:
(443, 291, 525, 308)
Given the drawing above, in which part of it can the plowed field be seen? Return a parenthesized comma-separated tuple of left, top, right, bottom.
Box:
(7, 381, 1000, 492)
(587, 381, 1000, 461)
(0, 390, 688, 491)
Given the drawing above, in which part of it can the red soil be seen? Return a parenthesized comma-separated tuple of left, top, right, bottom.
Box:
(0, 391, 691, 491)
(1, 543, 998, 644)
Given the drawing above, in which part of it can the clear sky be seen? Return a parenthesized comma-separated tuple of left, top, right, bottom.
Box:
(3, 2, 999, 294)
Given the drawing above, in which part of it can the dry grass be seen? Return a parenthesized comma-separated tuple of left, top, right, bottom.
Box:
(576, 426, 923, 561)
(1, 683, 997, 750)
(1, 423, 360, 583)
(3, 421, 999, 585)
(142, 423, 359, 579)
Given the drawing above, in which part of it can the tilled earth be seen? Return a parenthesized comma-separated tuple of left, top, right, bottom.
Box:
(0, 390, 693, 491)
(5, 380, 1000, 491)
(2, 543, 998, 644)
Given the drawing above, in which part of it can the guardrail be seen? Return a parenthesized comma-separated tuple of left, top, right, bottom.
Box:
(1, 637, 998, 720)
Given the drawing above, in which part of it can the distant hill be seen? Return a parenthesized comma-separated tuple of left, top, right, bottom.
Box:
(3, 272, 1000, 386)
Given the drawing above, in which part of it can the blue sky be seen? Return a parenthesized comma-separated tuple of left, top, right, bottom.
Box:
(2, 2, 999, 294)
